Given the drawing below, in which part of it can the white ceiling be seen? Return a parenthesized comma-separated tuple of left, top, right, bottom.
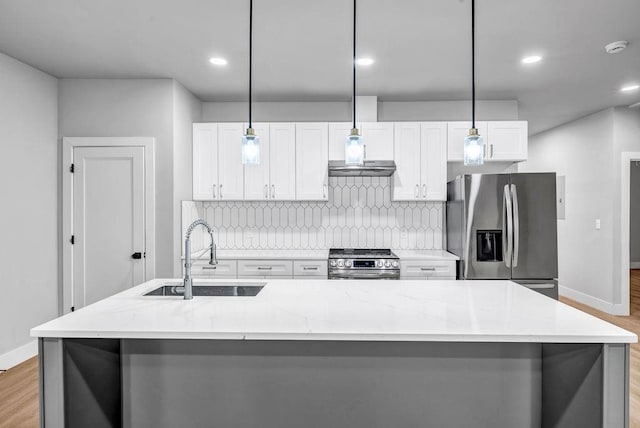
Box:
(0, 0, 639, 134)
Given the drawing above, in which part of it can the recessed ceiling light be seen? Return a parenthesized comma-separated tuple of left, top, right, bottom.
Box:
(355, 57, 375, 66)
(521, 55, 542, 64)
(621, 84, 640, 92)
(209, 57, 228, 66)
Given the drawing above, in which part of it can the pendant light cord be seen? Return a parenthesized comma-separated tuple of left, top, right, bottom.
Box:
(471, 0, 475, 129)
(352, 0, 357, 130)
(249, 0, 253, 128)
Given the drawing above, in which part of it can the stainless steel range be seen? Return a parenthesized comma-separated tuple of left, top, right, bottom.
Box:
(328, 248, 400, 280)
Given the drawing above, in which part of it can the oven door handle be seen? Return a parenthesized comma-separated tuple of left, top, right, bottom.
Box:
(330, 272, 400, 280)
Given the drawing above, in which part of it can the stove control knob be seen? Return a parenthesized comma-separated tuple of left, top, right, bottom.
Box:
(345, 260, 352, 267)
(392, 261, 399, 268)
(338, 260, 344, 267)
(377, 260, 383, 267)
(384, 260, 391, 268)
(330, 260, 337, 267)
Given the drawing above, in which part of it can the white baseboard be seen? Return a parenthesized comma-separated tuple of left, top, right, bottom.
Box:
(559, 285, 615, 314)
(0, 340, 38, 370)
(630, 262, 640, 269)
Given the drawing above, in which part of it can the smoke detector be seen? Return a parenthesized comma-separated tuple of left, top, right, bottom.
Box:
(605, 41, 628, 54)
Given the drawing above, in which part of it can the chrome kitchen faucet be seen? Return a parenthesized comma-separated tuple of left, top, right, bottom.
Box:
(183, 219, 218, 300)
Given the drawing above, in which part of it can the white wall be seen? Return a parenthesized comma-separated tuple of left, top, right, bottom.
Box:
(630, 162, 640, 264)
(520, 108, 616, 310)
(172, 82, 202, 275)
(202, 100, 518, 123)
(0, 53, 58, 363)
(59, 79, 176, 277)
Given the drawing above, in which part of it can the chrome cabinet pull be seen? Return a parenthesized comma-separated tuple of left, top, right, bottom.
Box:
(212, 184, 217, 199)
(202, 266, 217, 270)
(323, 184, 327, 199)
(303, 266, 319, 271)
(257, 266, 273, 270)
(264, 184, 268, 199)
(422, 184, 427, 198)
(490, 144, 494, 159)
(271, 184, 275, 199)
(219, 184, 223, 199)
(420, 267, 436, 271)
(415, 184, 419, 198)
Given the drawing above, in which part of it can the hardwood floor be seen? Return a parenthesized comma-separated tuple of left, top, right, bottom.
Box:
(2, 273, 640, 427)
(0, 356, 38, 428)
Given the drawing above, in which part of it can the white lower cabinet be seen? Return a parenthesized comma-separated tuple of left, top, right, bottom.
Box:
(184, 260, 238, 279)
(293, 260, 328, 279)
(400, 260, 456, 280)
(237, 260, 294, 278)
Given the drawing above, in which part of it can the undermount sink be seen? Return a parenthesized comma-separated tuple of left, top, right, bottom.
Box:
(145, 283, 265, 297)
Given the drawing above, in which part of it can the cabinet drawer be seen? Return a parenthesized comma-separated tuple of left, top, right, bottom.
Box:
(293, 260, 328, 277)
(400, 261, 456, 278)
(237, 260, 293, 277)
(185, 260, 237, 278)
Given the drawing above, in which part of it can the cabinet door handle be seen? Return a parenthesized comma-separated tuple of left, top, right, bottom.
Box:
(212, 184, 217, 199)
(271, 184, 275, 199)
(422, 184, 427, 198)
(415, 184, 419, 198)
(490, 144, 494, 158)
(420, 267, 436, 271)
(219, 184, 223, 199)
(257, 266, 273, 270)
(202, 266, 217, 270)
(364, 145, 367, 160)
(303, 266, 318, 271)
(323, 184, 327, 199)
(264, 184, 268, 199)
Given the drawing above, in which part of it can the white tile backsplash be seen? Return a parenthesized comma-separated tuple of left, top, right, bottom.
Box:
(182, 176, 444, 252)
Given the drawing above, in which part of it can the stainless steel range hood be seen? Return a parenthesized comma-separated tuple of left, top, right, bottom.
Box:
(328, 160, 396, 177)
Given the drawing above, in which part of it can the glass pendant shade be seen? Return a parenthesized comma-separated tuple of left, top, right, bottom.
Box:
(345, 129, 365, 165)
(463, 128, 485, 166)
(242, 128, 260, 165)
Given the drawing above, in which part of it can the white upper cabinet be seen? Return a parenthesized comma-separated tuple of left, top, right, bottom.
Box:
(361, 122, 394, 160)
(421, 122, 447, 201)
(217, 123, 245, 200)
(486, 121, 528, 161)
(296, 123, 329, 200)
(328, 122, 357, 161)
(447, 121, 488, 162)
(447, 121, 527, 162)
(393, 122, 422, 200)
(269, 123, 296, 200)
(192, 123, 218, 201)
(243, 123, 271, 200)
(393, 122, 447, 201)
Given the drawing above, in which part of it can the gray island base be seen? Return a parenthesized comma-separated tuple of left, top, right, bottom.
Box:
(39, 338, 628, 428)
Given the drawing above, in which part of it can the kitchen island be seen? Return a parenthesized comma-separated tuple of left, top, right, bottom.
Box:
(32, 279, 636, 428)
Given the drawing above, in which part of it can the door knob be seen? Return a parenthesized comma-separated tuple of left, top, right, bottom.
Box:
(131, 252, 143, 260)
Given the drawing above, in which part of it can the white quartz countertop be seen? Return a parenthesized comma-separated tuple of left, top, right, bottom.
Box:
(392, 250, 459, 261)
(32, 278, 636, 343)
(187, 249, 458, 261)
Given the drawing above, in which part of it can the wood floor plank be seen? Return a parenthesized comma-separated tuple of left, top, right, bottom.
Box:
(2, 272, 640, 427)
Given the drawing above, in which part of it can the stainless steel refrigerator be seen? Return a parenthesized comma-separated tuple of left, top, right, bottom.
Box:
(446, 173, 558, 298)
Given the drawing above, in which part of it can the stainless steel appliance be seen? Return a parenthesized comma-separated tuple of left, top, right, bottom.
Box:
(446, 173, 559, 298)
(328, 160, 396, 177)
(328, 248, 400, 280)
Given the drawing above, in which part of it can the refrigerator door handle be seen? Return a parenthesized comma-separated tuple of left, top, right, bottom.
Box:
(503, 184, 513, 268)
(511, 184, 520, 267)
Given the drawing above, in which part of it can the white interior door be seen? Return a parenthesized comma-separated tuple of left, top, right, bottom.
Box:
(73, 146, 145, 308)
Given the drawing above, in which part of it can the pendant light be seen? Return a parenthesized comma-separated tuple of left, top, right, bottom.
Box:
(463, 0, 485, 166)
(345, 0, 365, 165)
(242, 0, 260, 164)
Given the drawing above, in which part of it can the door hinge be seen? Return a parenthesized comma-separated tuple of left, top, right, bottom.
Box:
(70, 235, 75, 245)
(70, 163, 74, 173)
